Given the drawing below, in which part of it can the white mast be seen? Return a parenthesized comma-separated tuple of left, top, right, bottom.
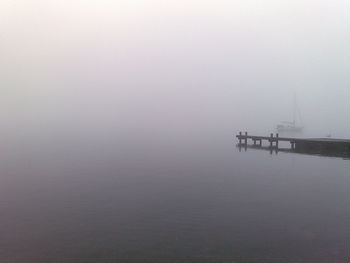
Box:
(293, 93, 296, 126)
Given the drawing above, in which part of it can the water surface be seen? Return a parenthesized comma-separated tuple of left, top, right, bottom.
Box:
(1, 131, 350, 262)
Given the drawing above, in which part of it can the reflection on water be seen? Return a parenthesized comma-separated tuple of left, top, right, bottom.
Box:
(1, 133, 350, 262)
(238, 144, 350, 160)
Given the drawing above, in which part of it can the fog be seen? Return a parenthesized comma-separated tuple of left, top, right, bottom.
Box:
(3, 2, 350, 262)
(2, 0, 350, 141)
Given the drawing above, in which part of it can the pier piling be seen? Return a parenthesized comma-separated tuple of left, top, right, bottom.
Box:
(270, 133, 273, 148)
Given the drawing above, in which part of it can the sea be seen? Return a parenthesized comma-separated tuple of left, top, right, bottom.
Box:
(1, 128, 350, 262)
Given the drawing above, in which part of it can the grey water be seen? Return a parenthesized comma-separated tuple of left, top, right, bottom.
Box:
(1, 129, 350, 263)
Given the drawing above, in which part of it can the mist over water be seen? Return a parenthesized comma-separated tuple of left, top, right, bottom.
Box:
(2, 0, 350, 139)
(2, 1, 350, 262)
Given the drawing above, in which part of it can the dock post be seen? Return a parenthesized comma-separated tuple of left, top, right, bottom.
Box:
(290, 141, 295, 150)
(259, 139, 262, 147)
(276, 133, 279, 149)
(270, 133, 273, 148)
(244, 132, 248, 146)
(239, 131, 242, 145)
(253, 139, 256, 146)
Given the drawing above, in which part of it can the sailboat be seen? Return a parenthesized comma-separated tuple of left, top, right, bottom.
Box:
(276, 95, 304, 133)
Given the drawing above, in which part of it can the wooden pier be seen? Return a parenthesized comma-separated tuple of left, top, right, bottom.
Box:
(236, 132, 350, 157)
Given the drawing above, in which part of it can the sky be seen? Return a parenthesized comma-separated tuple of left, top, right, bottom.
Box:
(1, 0, 350, 140)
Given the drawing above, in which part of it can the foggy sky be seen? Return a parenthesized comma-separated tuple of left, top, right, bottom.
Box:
(2, 0, 350, 139)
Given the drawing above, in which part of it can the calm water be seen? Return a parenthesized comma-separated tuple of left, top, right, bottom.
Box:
(1, 131, 350, 263)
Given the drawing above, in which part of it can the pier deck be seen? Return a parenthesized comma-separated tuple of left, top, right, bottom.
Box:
(236, 132, 350, 155)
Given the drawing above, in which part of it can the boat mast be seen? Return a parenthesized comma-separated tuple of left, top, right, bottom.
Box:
(293, 93, 296, 126)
